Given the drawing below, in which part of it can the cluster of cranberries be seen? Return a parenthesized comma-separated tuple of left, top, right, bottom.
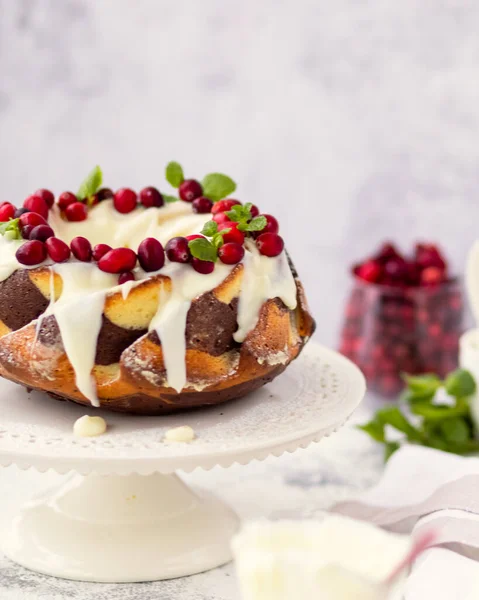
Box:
(340, 242, 463, 397)
(4, 182, 285, 280)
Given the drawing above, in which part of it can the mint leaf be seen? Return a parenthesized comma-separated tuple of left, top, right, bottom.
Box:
(385, 441, 401, 461)
(212, 233, 225, 249)
(376, 407, 422, 441)
(165, 162, 184, 188)
(245, 216, 267, 232)
(438, 417, 471, 445)
(403, 373, 442, 397)
(410, 397, 469, 421)
(202, 173, 236, 202)
(357, 417, 385, 442)
(77, 165, 102, 200)
(188, 237, 218, 262)
(445, 369, 476, 398)
(0, 218, 21, 240)
(201, 221, 219, 237)
(163, 195, 179, 203)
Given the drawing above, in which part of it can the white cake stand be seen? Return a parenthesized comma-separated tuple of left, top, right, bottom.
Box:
(0, 342, 365, 583)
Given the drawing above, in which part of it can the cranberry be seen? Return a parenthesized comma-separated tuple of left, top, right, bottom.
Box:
(186, 234, 204, 242)
(19, 212, 47, 231)
(384, 258, 408, 281)
(421, 266, 444, 286)
(65, 202, 88, 222)
(192, 257, 215, 274)
(357, 260, 382, 283)
(34, 189, 54, 208)
(213, 212, 232, 225)
(96, 188, 114, 202)
(250, 204, 260, 218)
(165, 237, 191, 263)
(15, 240, 47, 266)
(58, 192, 78, 211)
(219, 222, 245, 245)
(218, 243, 245, 265)
(45, 237, 71, 263)
(13, 207, 30, 219)
(98, 248, 137, 274)
(139, 187, 164, 208)
(21, 225, 34, 239)
(192, 196, 213, 214)
(415, 245, 447, 271)
(137, 237, 165, 272)
(256, 233, 284, 257)
(23, 195, 49, 219)
(118, 271, 135, 284)
(29, 224, 54, 242)
(0, 203, 16, 221)
(211, 199, 241, 214)
(375, 242, 400, 263)
(114, 188, 137, 214)
(260, 214, 279, 235)
(71, 236, 92, 262)
(92, 243, 112, 262)
(179, 179, 202, 202)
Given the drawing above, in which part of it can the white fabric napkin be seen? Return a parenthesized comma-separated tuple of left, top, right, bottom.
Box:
(333, 446, 479, 598)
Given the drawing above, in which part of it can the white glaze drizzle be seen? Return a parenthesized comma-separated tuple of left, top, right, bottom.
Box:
(234, 240, 297, 343)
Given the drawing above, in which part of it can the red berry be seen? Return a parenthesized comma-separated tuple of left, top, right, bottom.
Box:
(35, 189, 54, 208)
(421, 266, 444, 286)
(192, 196, 213, 214)
(415, 244, 447, 271)
(186, 234, 204, 242)
(256, 233, 284, 257)
(13, 207, 30, 219)
(139, 187, 164, 208)
(213, 212, 232, 225)
(113, 188, 137, 214)
(98, 248, 137, 274)
(357, 260, 382, 283)
(92, 243, 112, 262)
(179, 179, 202, 202)
(250, 204, 260, 218)
(118, 271, 135, 284)
(260, 214, 279, 235)
(29, 224, 54, 242)
(15, 240, 47, 266)
(58, 192, 78, 211)
(375, 242, 400, 263)
(192, 258, 215, 274)
(45, 237, 71, 263)
(96, 188, 114, 202)
(65, 202, 88, 222)
(211, 199, 241, 214)
(384, 258, 408, 282)
(165, 237, 191, 263)
(70, 236, 92, 262)
(0, 203, 16, 221)
(137, 237, 165, 272)
(218, 243, 245, 265)
(21, 225, 34, 240)
(218, 222, 245, 245)
(23, 195, 49, 219)
(19, 212, 47, 231)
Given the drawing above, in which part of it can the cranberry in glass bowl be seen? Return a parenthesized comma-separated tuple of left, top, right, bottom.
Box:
(339, 242, 464, 398)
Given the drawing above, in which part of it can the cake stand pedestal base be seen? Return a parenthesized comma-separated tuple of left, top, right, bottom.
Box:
(2, 472, 239, 583)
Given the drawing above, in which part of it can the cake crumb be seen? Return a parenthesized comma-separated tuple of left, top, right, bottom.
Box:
(164, 425, 195, 443)
(74, 415, 107, 437)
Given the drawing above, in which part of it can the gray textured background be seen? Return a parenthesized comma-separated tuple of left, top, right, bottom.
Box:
(2, 0, 479, 346)
(1, 1, 479, 597)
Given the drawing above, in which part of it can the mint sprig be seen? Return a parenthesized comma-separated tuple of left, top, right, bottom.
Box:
(163, 195, 180, 203)
(359, 369, 479, 461)
(77, 165, 102, 200)
(201, 173, 236, 202)
(226, 203, 267, 233)
(188, 221, 232, 262)
(165, 162, 184, 188)
(0, 218, 21, 240)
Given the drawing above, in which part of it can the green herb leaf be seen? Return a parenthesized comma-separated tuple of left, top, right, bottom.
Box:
(188, 237, 218, 262)
(201, 221, 219, 237)
(245, 216, 267, 232)
(202, 173, 236, 202)
(0, 218, 21, 240)
(77, 165, 102, 200)
(384, 441, 401, 461)
(357, 417, 385, 443)
(163, 195, 180, 203)
(376, 407, 422, 441)
(165, 162, 184, 188)
(410, 397, 469, 421)
(438, 417, 471, 445)
(403, 373, 442, 397)
(445, 369, 476, 398)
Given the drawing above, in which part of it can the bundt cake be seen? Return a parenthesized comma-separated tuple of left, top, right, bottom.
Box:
(0, 163, 315, 414)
